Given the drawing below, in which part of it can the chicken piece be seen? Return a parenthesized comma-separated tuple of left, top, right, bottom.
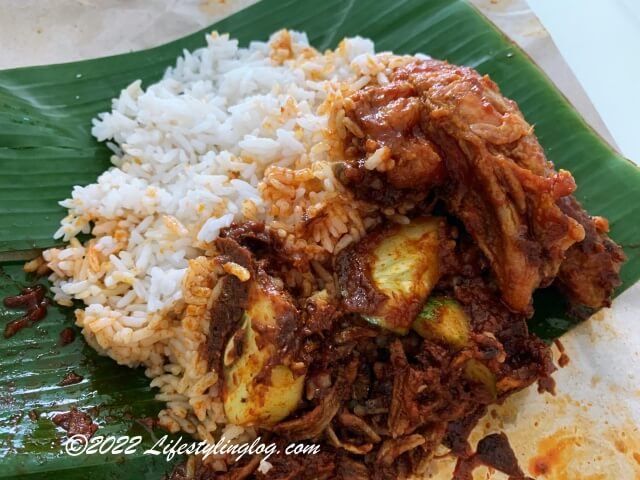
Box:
(343, 81, 446, 190)
(398, 60, 593, 313)
(337, 81, 446, 208)
(556, 196, 626, 309)
(485, 93, 626, 310)
(344, 59, 592, 313)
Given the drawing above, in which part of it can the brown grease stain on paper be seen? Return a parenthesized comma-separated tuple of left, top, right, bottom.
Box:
(458, 355, 640, 479)
(525, 420, 640, 479)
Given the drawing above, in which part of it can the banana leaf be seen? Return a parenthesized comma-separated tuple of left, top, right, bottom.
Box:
(0, 0, 639, 478)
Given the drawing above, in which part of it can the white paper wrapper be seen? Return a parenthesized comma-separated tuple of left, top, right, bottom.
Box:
(0, 0, 255, 69)
(1, 1, 638, 477)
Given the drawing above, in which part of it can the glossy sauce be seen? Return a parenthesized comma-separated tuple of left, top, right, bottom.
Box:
(3, 284, 49, 338)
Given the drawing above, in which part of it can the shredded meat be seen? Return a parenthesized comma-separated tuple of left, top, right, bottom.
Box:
(165, 456, 263, 480)
(256, 448, 338, 480)
(334, 456, 373, 480)
(337, 410, 381, 444)
(376, 434, 426, 466)
(191, 229, 555, 479)
(255, 445, 389, 480)
(269, 251, 550, 478)
(195, 214, 563, 479)
(274, 358, 358, 440)
(220, 457, 264, 480)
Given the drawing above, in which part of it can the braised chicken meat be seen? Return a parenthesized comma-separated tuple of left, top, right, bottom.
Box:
(340, 59, 624, 313)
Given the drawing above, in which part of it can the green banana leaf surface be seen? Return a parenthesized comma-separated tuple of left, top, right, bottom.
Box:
(0, 0, 639, 478)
